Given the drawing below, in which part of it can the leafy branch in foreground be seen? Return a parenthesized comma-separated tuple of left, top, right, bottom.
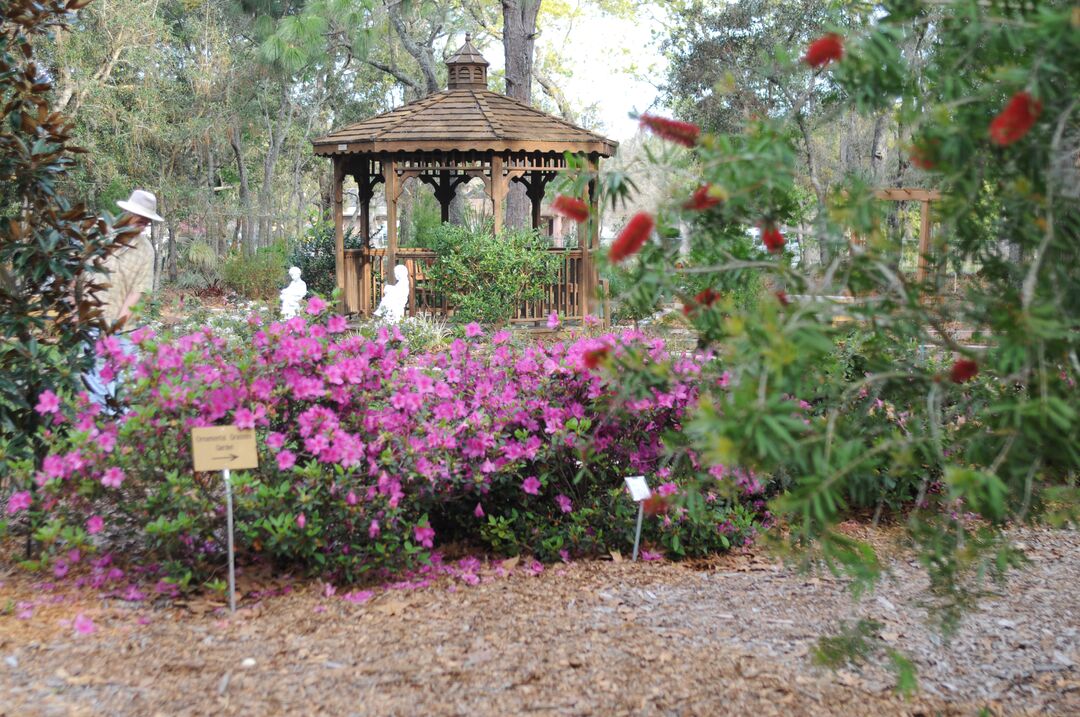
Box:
(568, 0, 1080, 693)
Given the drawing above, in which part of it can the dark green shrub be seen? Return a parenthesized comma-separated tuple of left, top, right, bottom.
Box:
(403, 190, 442, 249)
(288, 220, 361, 297)
(425, 223, 560, 324)
(221, 242, 288, 300)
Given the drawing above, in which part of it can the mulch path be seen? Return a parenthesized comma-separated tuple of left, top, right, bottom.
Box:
(2, 526, 1078, 716)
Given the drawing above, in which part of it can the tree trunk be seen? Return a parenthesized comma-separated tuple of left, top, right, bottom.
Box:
(167, 221, 178, 283)
(502, 0, 541, 231)
(228, 125, 254, 256)
(869, 111, 887, 185)
(259, 91, 292, 249)
(387, 4, 440, 94)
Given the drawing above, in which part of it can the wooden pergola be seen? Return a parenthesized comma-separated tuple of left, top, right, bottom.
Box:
(312, 37, 617, 323)
(873, 187, 941, 284)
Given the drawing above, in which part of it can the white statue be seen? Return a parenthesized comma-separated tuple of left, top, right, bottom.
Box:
(374, 264, 410, 324)
(280, 266, 307, 319)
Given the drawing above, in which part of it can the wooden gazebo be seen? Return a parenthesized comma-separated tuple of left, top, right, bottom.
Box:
(312, 37, 617, 323)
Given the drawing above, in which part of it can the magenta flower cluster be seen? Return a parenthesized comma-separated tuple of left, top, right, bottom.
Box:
(11, 308, 764, 581)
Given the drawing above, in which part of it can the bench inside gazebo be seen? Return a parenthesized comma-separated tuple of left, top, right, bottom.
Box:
(312, 37, 617, 325)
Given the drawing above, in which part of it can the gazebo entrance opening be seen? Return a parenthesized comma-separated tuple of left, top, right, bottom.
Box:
(313, 37, 616, 325)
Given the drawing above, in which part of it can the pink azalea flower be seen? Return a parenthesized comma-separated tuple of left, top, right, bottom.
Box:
(5, 490, 31, 515)
(16, 603, 33, 620)
(266, 432, 285, 450)
(276, 450, 296, 471)
(296, 512, 307, 529)
(100, 467, 125, 489)
(234, 407, 257, 429)
(42, 454, 66, 479)
(35, 390, 60, 415)
(73, 613, 96, 635)
(86, 515, 104, 535)
(413, 523, 435, 548)
(342, 590, 373, 604)
(657, 482, 678, 497)
(464, 323, 483, 338)
(555, 494, 573, 513)
(522, 476, 541, 495)
(473, 502, 484, 518)
(53, 561, 69, 578)
(327, 315, 348, 333)
(346, 491, 358, 506)
(546, 312, 560, 330)
(640, 549, 664, 561)
(306, 296, 327, 315)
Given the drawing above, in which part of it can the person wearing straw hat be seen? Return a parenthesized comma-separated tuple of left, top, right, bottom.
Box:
(83, 190, 162, 408)
(101, 189, 162, 325)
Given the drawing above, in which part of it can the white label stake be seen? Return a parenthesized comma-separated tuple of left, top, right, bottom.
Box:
(623, 476, 651, 562)
(224, 468, 236, 613)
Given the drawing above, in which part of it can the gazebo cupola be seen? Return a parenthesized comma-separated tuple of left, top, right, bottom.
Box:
(313, 37, 617, 325)
(446, 34, 488, 89)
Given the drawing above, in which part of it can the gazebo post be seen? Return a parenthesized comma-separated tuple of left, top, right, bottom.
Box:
(581, 156, 601, 321)
(523, 172, 546, 230)
(384, 157, 398, 275)
(438, 170, 451, 222)
(333, 157, 346, 312)
(491, 154, 506, 234)
(354, 157, 374, 314)
(356, 158, 372, 243)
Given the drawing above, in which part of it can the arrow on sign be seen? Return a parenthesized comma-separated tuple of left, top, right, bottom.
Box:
(212, 454, 239, 462)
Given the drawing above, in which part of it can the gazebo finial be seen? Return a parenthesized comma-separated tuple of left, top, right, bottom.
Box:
(446, 35, 489, 90)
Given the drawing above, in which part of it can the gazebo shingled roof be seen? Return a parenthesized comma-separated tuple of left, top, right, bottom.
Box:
(313, 36, 616, 156)
(313, 36, 617, 324)
(312, 91, 616, 155)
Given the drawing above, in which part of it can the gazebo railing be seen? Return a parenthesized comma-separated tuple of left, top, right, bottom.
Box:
(344, 247, 585, 323)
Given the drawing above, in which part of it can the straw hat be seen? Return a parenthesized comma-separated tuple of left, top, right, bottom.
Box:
(116, 189, 163, 222)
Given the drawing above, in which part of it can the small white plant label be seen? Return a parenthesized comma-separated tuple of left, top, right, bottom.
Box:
(624, 475, 651, 502)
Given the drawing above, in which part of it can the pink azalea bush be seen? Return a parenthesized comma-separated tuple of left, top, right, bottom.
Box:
(6, 308, 767, 585)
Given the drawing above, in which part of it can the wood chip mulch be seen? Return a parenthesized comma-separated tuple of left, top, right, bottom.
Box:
(1, 526, 1078, 716)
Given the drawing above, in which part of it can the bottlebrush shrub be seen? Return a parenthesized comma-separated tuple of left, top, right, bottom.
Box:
(6, 306, 768, 584)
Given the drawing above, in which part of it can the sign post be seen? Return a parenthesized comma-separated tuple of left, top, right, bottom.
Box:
(192, 426, 259, 614)
(623, 476, 651, 562)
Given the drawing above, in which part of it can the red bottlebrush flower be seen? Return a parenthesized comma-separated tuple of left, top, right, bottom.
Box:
(583, 347, 610, 370)
(640, 114, 700, 148)
(761, 224, 785, 254)
(609, 212, 655, 263)
(909, 144, 936, 170)
(990, 91, 1042, 146)
(551, 195, 590, 223)
(642, 495, 668, 516)
(950, 359, 979, 384)
(775, 290, 790, 306)
(803, 33, 844, 68)
(684, 184, 723, 211)
(683, 288, 720, 316)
